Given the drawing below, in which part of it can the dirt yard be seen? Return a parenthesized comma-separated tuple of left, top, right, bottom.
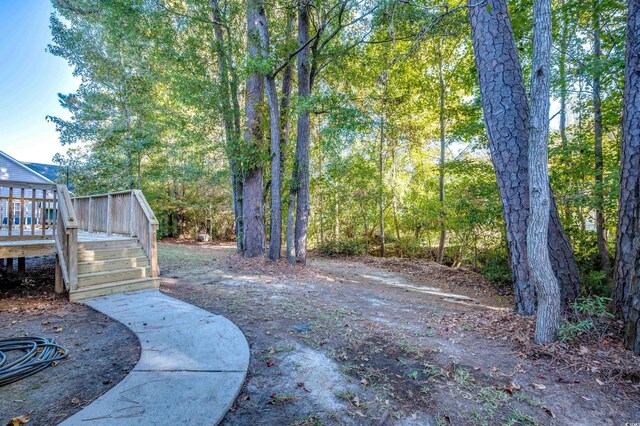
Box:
(159, 242, 640, 426)
(0, 257, 140, 426)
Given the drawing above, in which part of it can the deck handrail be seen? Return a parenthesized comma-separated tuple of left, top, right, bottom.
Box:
(72, 189, 158, 277)
(54, 185, 78, 291)
(0, 180, 57, 191)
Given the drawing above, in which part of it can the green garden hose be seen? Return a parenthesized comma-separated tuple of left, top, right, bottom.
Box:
(0, 336, 68, 386)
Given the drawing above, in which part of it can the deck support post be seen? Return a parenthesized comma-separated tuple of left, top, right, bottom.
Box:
(55, 257, 64, 294)
(6, 257, 13, 272)
(17, 257, 25, 282)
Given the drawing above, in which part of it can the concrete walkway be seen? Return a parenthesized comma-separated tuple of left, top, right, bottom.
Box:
(61, 289, 249, 425)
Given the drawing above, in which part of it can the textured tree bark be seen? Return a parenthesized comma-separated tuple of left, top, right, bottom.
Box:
(615, 0, 640, 353)
(592, 2, 611, 274)
(528, 0, 560, 344)
(286, 189, 296, 264)
(257, 7, 282, 261)
(469, 0, 580, 313)
(242, 0, 266, 258)
(293, 0, 311, 264)
(211, 0, 243, 252)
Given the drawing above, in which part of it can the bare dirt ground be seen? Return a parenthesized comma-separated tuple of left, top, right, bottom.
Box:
(159, 242, 640, 426)
(0, 257, 140, 426)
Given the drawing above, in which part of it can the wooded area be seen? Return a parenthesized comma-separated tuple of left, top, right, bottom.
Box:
(47, 0, 640, 350)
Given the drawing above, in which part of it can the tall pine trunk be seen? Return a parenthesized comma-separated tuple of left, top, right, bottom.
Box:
(293, 0, 311, 264)
(528, 0, 560, 344)
(469, 0, 580, 313)
(242, 0, 266, 258)
(614, 0, 640, 353)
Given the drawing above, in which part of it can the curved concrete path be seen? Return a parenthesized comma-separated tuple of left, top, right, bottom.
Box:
(61, 289, 249, 425)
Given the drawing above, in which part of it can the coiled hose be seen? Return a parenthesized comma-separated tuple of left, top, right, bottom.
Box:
(0, 336, 68, 386)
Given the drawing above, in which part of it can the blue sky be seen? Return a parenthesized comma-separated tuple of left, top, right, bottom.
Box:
(0, 0, 79, 164)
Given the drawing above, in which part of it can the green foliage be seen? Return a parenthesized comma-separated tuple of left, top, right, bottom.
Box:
(317, 240, 366, 256)
(558, 296, 614, 342)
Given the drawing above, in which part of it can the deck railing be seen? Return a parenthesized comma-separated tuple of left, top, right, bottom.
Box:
(72, 190, 159, 277)
(0, 180, 58, 240)
(54, 184, 78, 291)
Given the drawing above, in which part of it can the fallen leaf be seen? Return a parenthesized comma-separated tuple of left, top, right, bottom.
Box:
(595, 378, 605, 386)
(71, 397, 80, 404)
(266, 360, 275, 367)
(543, 406, 555, 418)
(355, 411, 365, 417)
(6, 414, 30, 426)
(353, 396, 360, 407)
(361, 378, 368, 385)
(578, 346, 590, 355)
(53, 327, 63, 333)
(533, 383, 546, 390)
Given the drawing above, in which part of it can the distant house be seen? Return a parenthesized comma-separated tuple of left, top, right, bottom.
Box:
(0, 150, 57, 227)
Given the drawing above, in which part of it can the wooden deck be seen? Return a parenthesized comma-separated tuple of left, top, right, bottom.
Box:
(1, 181, 159, 300)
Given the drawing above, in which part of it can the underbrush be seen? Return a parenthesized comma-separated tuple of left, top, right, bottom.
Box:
(317, 240, 367, 256)
(559, 295, 616, 343)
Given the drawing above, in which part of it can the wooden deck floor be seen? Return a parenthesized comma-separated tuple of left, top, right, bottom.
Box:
(0, 230, 132, 258)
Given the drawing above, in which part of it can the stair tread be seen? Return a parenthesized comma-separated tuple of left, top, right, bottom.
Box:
(71, 277, 159, 291)
(78, 266, 150, 278)
(78, 256, 148, 265)
(79, 247, 143, 253)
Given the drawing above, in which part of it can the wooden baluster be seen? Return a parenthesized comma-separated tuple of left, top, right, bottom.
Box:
(88, 197, 93, 232)
(19, 188, 24, 236)
(31, 189, 36, 236)
(41, 189, 46, 235)
(129, 192, 136, 237)
(53, 190, 58, 235)
(8, 187, 13, 237)
(106, 194, 112, 235)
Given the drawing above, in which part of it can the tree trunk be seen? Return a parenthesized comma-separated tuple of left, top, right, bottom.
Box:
(558, 0, 573, 226)
(379, 113, 385, 258)
(592, 2, 611, 274)
(242, 0, 266, 258)
(437, 37, 447, 264)
(211, 0, 244, 252)
(468, 0, 580, 313)
(614, 0, 640, 353)
(257, 7, 282, 261)
(293, 0, 311, 264)
(286, 189, 296, 264)
(528, 0, 560, 344)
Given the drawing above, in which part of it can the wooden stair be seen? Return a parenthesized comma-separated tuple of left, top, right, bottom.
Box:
(69, 238, 159, 302)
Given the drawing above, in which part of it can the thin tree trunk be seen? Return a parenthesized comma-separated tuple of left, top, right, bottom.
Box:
(592, 2, 611, 274)
(211, 0, 243, 252)
(528, 0, 560, 344)
(614, 0, 640, 353)
(559, 0, 573, 226)
(293, 0, 311, 264)
(469, 0, 581, 313)
(437, 37, 447, 264)
(242, 0, 266, 258)
(286, 190, 296, 264)
(379, 113, 385, 258)
(257, 7, 282, 261)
